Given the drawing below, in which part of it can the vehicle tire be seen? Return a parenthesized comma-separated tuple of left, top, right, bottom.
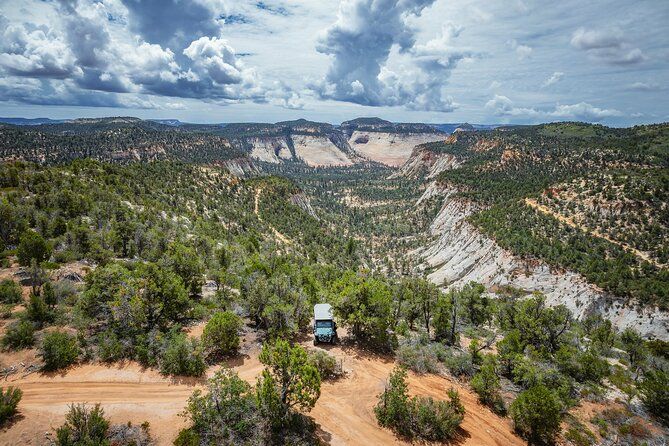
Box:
(313, 338, 318, 346)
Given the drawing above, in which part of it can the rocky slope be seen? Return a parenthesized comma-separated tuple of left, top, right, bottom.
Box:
(347, 131, 447, 167)
(222, 119, 359, 167)
(402, 134, 669, 339)
(341, 117, 447, 167)
(393, 136, 460, 178)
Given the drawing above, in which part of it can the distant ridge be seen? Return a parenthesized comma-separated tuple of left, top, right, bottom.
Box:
(0, 117, 67, 125)
(430, 123, 503, 134)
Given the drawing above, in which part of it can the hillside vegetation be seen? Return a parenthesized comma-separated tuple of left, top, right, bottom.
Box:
(427, 122, 669, 308)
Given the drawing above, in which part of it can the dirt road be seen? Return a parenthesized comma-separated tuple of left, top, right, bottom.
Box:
(2, 337, 522, 446)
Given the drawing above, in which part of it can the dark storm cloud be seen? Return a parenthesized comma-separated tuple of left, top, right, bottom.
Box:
(313, 0, 465, 112)
(120, 0, 222, 51)
(571, 27, 647, 66)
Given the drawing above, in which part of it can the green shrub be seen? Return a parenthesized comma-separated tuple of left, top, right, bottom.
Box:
(26, 292, 51, 326)
(556, 346, 609, 384)
(2, 320, 35, 350)
(471, 355, 506, 415)
(17, 230, 51, 266)
(410, 390, 465, 441)
(510, 385, 562, 444)
(639, 369, 669, 426)
(442, 349, 475, 377)
(42, 331, 79, 371)
(53, 280, 77, 305)
(375, 367, 464, 441)
(375, 367, 411, 436)
(0, 279, 22, 304)
(183, 366, 318, 445)
(308, 349, 339, 380)
(258, 339, 321, 415)
(160, 332, 206, 377)
(201, 311, 242, 358)
(0, 386, 22, 424)
(43, 281, 57, 308)
(185, 370, 258, 443)
(173, 428, 200, 446)
(97, 330, 125, 362)
(396, 341, 440, 374)
(55, 403, 109, 446)
(564, 422, 596, 446)
(134, 331, 163, 368)
(646, 339, 669, 360)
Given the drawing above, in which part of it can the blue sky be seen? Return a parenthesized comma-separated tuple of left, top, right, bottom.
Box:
(0, 0, 667, 125)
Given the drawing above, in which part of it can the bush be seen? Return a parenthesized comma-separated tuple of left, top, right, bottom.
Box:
(308, 349, 340, 380)
(174, 428, 200, 446)
(160, 332, 206, 377)
(639, 369, 669, 426)
(564, 422, 596, 446)
(0, 386, 22, 424)
(0, 279, 22, 304)
(375, 367, 411, 436)
(42, 331, 79, 371)
(258, 339, 321, 415)
(471, 355, 506, 415)
(201, 311, 242, 358)
(375, 367, 464, 441)
(396, 341, 441, 374)
(53, 280, 78, 305)
(410, 390, 465, 441)
(26, 292, 51, 326)
(510, 385, 562, 444)
(442, 349, 475, 377)
(2, 320, 35, 350)
(17, 230, 51, 266)
(183, 366, 318, 445)
(56, 403, 109, 446)
(185, 369, 258, 443)
(556, 346, 609, 384)
(97, 330, 125, 362)
(106, 421, 152, 446)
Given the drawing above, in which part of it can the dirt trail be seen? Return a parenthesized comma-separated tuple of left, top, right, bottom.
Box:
(254, 187, 292, 245)
(2, 338, 522, 446)
(525, 198, 661, 267)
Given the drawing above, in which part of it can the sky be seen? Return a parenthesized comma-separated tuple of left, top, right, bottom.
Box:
(0, 0, 667, 125)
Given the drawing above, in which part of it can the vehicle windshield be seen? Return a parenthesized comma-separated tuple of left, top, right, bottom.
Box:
(315, 320, 333, 329)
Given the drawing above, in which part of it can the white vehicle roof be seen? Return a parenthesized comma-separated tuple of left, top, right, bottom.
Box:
(314, 303, 333, 320)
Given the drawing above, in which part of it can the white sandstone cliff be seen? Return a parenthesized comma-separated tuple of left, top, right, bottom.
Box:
(405, 150, 668, 339)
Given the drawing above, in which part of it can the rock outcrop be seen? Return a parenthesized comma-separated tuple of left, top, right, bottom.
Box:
(393, 138, 459, 178)
(339, 118, 447, 167)
(224, 119, 358, 167)
(347, 131, 447, 167)
(293, 135, 354, 167)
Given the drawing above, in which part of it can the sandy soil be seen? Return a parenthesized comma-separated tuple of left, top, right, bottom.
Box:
(1, 327, 523, 446)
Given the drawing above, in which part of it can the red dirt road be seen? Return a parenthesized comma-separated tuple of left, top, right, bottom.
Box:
(1, 338, 522, 446)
